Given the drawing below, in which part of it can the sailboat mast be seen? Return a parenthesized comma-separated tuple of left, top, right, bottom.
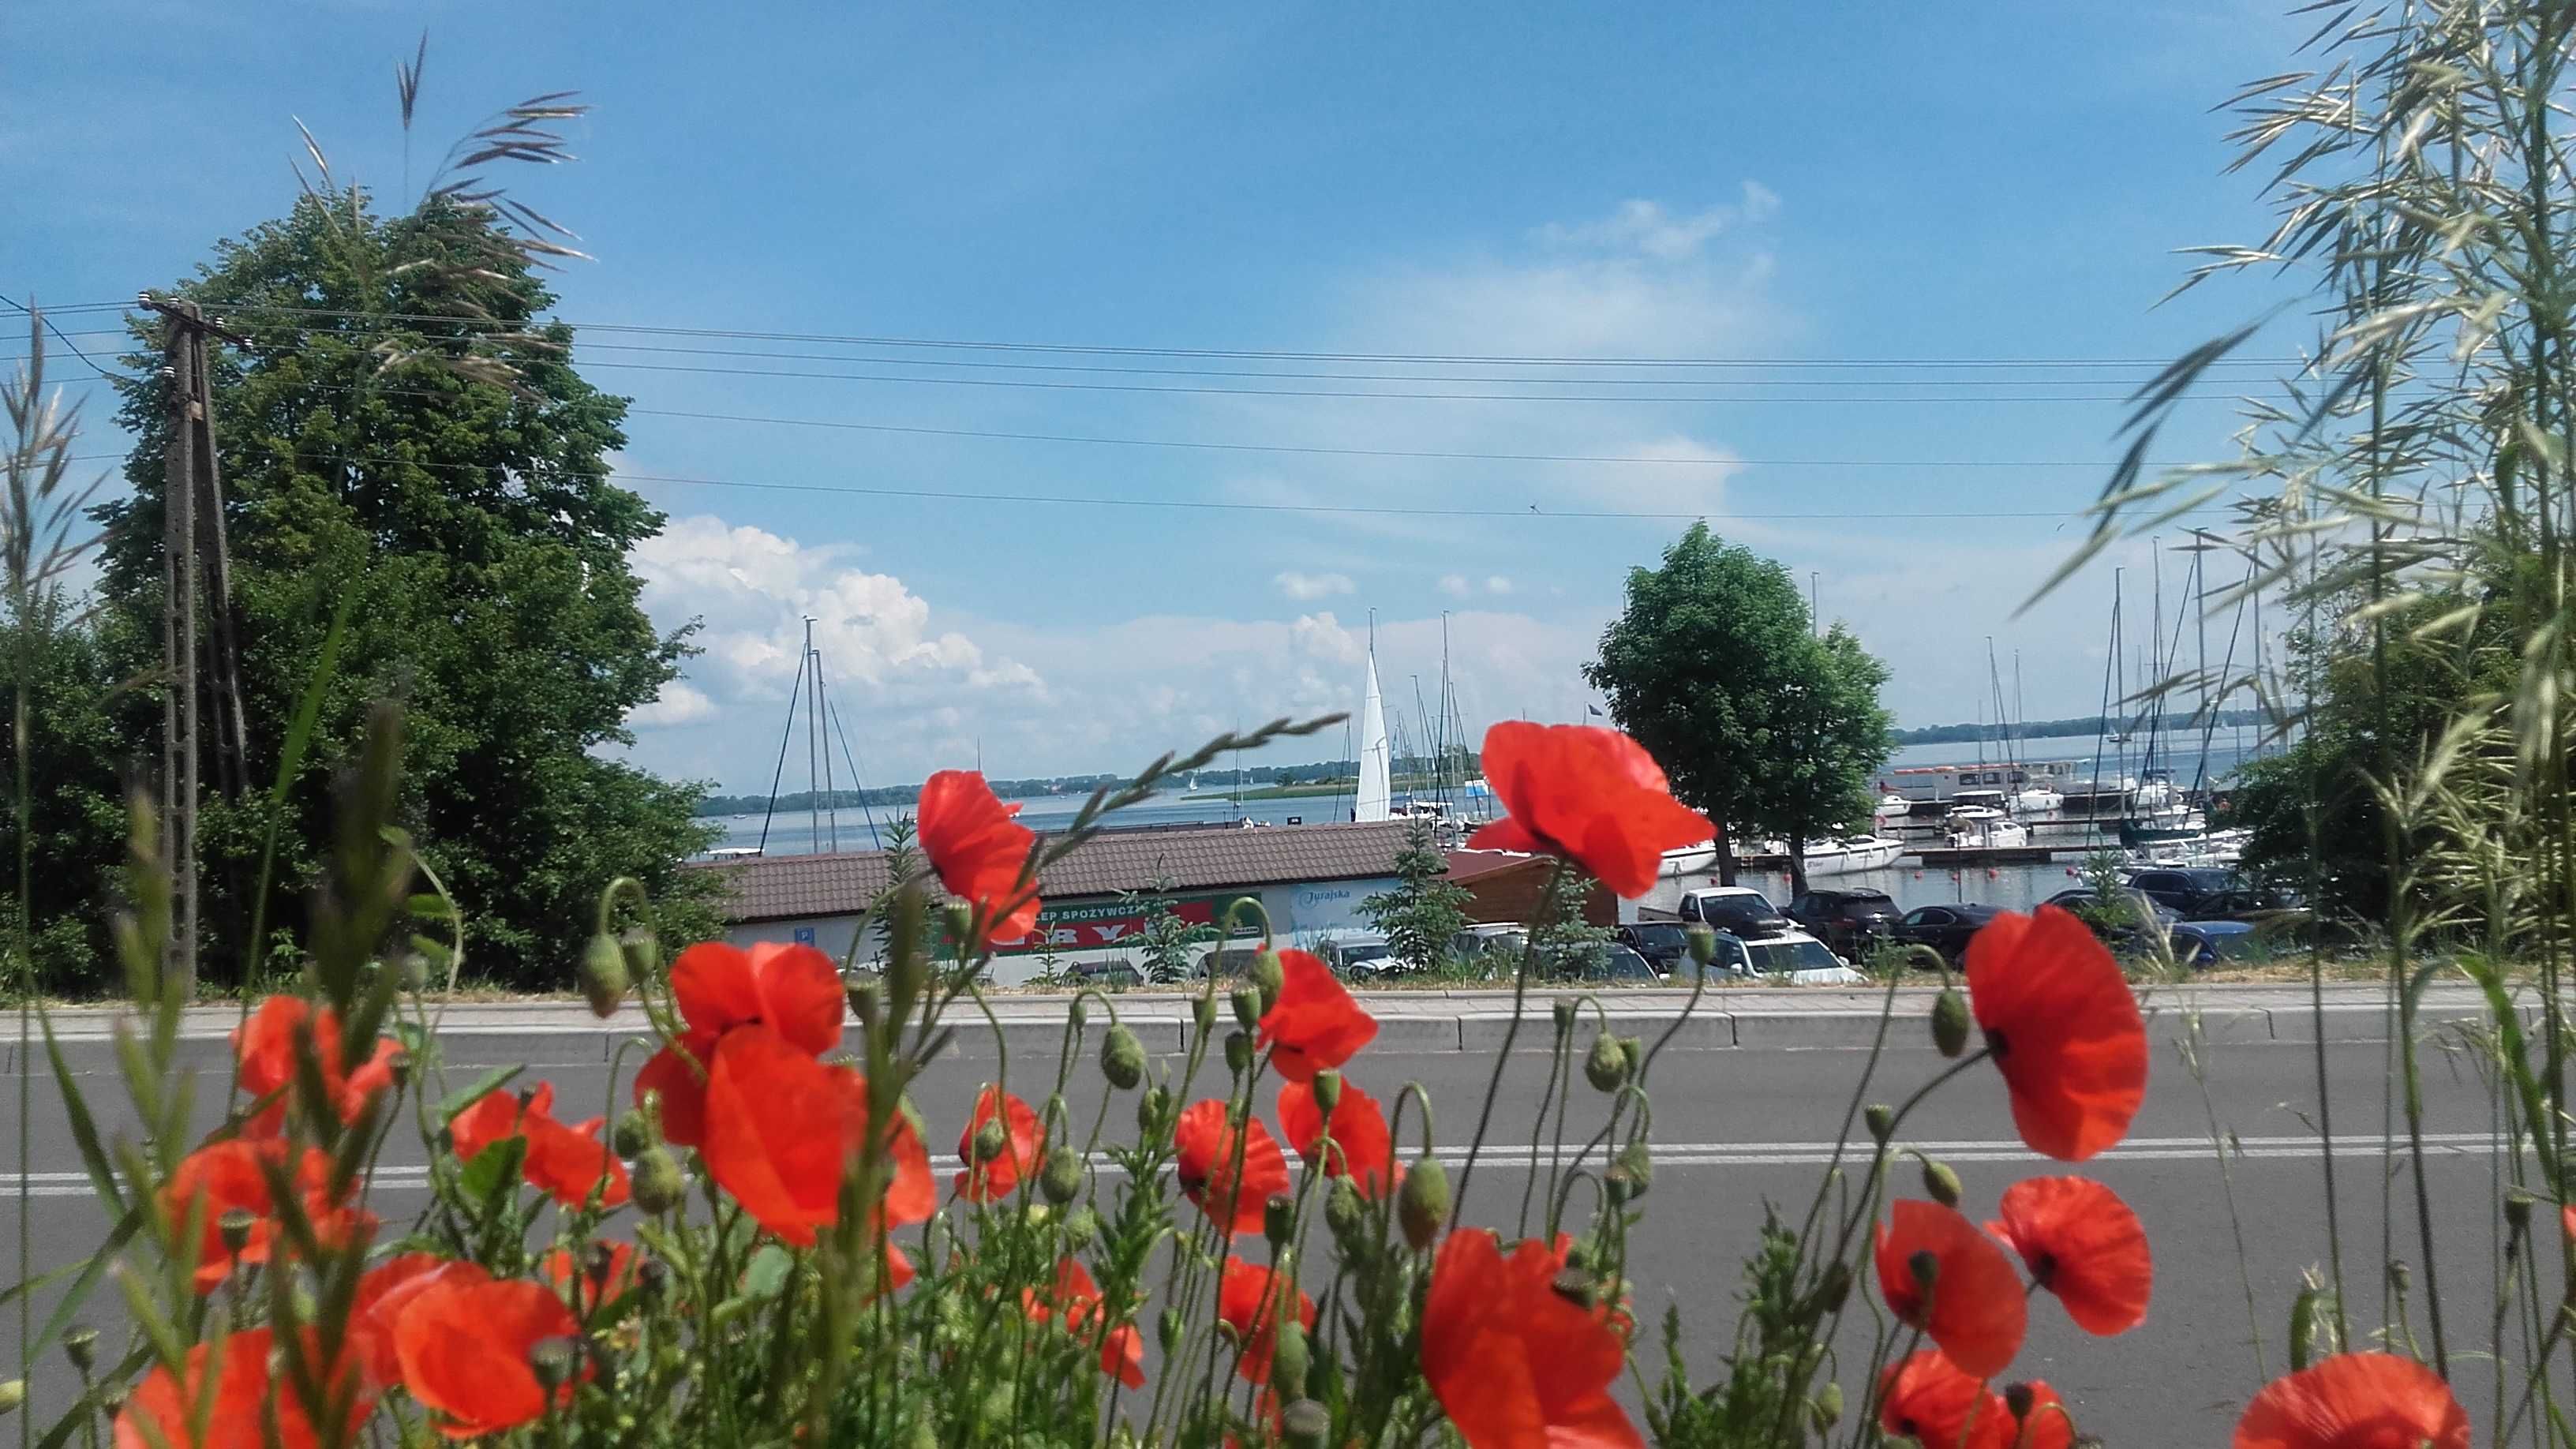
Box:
(802, 616, 822, 854)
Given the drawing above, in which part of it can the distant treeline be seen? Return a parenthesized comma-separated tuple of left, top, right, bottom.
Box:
(692, 752, 1473, 818)
(1890, 709, 2265, 747)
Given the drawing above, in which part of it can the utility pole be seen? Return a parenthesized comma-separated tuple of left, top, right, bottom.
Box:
(144, 294, 251, 996)
(1810, 571, 1821, 637)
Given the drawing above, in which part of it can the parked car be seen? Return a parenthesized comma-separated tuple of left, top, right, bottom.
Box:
(1562, 942, 1661, 983)
(2125, 867, 2243, 919)
(2041, 887, 2181, 947)
(1616, 921, 1692, 974)
(1312, 934, 1394, 975)
(1683, 928, 1869, 986)
(2191, 883, 2314, 934)
(1074, 958, 1144, 988)
(2170, 919, 2260, 967)
(1785, 888, 1900, 957)
(1891, 903, 2002, 964)
(1447, 922, 1530, 975)
(1195, 945, 1267, 979)
(1678, 886, 1791, 938)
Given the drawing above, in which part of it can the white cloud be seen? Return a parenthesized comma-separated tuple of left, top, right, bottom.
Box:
(629, 682, 717, 729)
(1272, 569, 1354, 600)
(1535, 183, 1781, 260)
(1484, 575, 1515, 595)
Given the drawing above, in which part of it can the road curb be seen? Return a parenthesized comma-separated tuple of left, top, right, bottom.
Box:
(10, 985, 2521, 1076)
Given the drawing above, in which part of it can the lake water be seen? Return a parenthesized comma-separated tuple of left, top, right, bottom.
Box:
(705, 732, 2270, 918)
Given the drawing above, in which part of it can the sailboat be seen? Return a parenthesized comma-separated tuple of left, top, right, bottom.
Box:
(1355, 646, 1392, 824)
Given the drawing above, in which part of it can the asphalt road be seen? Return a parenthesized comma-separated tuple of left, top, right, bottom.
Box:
(0, 1029, 2530, 1441)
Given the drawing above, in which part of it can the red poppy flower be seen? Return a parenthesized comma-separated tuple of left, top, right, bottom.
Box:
(353, 1253, 489, 1387)
(699, 1024, 933, 1247)
(2234, 1352, 2469, 1449)
(1172, 1099, 1292, 1237)
(232, 994, 402, 1136)
(2563, 1204, 2575, 1246)
(2009, 1380, 2078, 1449)
(1874, 1200, 2027, 1380)
(1256, 949, 1377, 1082)
(1216, 1257, 1318, 1386)
(1986, 1176, 2151, 1335)
(161, 1139, 373, 1293)
(1463, 722, 1714, 900)
(450, 1083, 631, 1211)
(1964, 906, 2147, 1161)
(1022, 1257, 1146, 1389)
(917, 769, 1042, 946)
(114, 1327, 368, 1449)
(1276, 1077, 1402, 1197)
(954, 1084, 1044, 1201)
(543, 1242, 642, 1313)
(631, 939, 845, 1147)
(1877, 1351, 2012, 1449)
(1421, 1227, 1644, 1449)
(393, 1276, 586, 1438)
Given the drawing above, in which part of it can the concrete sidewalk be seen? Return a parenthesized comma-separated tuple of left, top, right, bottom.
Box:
(2, 981, 2526, 1072)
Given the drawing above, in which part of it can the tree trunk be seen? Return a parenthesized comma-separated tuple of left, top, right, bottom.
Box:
(1714, 820, 1738, 887)
(1788, 819, 1809, 897)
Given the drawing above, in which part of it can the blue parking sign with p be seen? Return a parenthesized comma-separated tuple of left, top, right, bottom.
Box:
(792, 926, 816, 945)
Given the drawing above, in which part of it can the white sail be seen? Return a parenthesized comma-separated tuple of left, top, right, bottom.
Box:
(1355, 652, 1392, 822)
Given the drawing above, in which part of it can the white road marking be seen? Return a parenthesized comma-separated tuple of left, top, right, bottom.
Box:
(0, 1132, 2513, 1200)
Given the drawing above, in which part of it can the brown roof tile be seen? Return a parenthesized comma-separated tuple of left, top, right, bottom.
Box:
(695, 819, 1416, 923)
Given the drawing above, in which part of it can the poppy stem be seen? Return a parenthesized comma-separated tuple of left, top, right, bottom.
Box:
(1451, 858, 1566, 1229)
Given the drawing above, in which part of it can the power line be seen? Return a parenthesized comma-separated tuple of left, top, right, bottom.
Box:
(14, 296, 2310, 370)
(0, 292, 119, 380)
(48, 443, 2222, 523)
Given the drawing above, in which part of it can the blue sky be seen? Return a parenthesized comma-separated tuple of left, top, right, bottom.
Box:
(8, 2, 2308, 792)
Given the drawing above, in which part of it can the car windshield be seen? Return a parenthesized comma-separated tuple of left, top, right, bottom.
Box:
(1634, 924, 1684, 945)
(1746, 938, 1844, 975)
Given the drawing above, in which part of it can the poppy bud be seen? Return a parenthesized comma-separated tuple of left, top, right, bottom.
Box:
(1158, 1308, 1185, 1356)
(1224, 1029, 1254, 1076)
(1930, 988, 1971, 1058)
(1812, 1382, 1843, 1430)
(1552, 997, 1578, 1035)
(1270, 1319, 1311, 1402)
(1398, 1157, 1449, 1250)
(95, 1388, 125, 1420)
(848, 979, 882, 1032)
(632, 1146, 686, 1215)
(1067, 997, 1088, 1032)
(1137, 1084, 1171, 1138)
(218, 1209, 256, 1256)
(1061, 1208, 1099, 1247)
(941, 903, 975, 950)
(1311, 1069, 1342, 1118)
(1264, 1195, 1295, 1248)
(63, 1327, 95, 1374)
(2288, 1284, 2321, 1370)
(1325, 1178, 1366, 1241)
(1100, 1024, 1146, 1091)
(1619, 1036, 1644, 1078)
(1230, 985, 1263, 1032)
(923, 1213, 952, 1268)
(1921, 1159, 1963, 1209)
(398, 952, 429, 991)
(611, 1109, 656, 1159)
(1040, 1147, 1082, 1205)
(2005, 1382, 2035, 1422)
(620, 925, 661, 981)
(527, 1337, 577, 1391)
(2507, 1189, 2537, 1234)
(1685, 926, 1717, 966)
(972, 1119, 1008, 1165)
(580, 930, 630, 1017)
(1611, 1140, 1653, 1200)
(1551, 1267, 1596, 1308)
(2388, 1260, 2411, 1294)
(1865, 1103, 1896, 1145)
(1583, 1034, 1628, 1092)
(1279, 1398, 1329, 1449)
(1815, 1260, 1852, 1314)
(1249, 949, 1285, 1015)
(1193, 994, 1219, 1036)
(636, 1257, 668, 1301)
(1908, 1249, 1939, 1297)
(0, 1380, 21, 1416)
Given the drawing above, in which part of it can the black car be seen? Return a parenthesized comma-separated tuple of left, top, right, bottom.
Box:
(1562, 943, 1661, 983)
(1892, 903, 2001, 964)
(1074, 958, 1144, 988)
(1616, 921, 1692, 973)
(2042, 886, 2181, 943)
(1785, 888, 1900, 957)
(1678, 886, 1791, 938)
(2126, 867, 2241, 919)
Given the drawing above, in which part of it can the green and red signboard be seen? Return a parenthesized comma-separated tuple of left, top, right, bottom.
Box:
(987, 893, 1263, 955)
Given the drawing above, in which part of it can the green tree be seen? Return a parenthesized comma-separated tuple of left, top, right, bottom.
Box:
(1765, 626, 1895, 895)
(1125, 874, 1215, 984)
(91, 190, 718, 988)
(1528, 864, 1612, 979)
(1357, 816, 1470, 970)
(1586, 524, 1891, 887)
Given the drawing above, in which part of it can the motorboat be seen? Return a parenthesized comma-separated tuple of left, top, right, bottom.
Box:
(1944, 817, 2030, 851)
(1872, 793, 1912, 823)
(2011, 784, 2064, 813)
(1660, 839, 1719, 876)
(1801, 835, 1904, 876)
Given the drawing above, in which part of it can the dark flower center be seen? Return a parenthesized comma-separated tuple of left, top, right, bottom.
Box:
(1984, 1026, 2009, 1060)
(2031, 1251, 2057, 1288)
